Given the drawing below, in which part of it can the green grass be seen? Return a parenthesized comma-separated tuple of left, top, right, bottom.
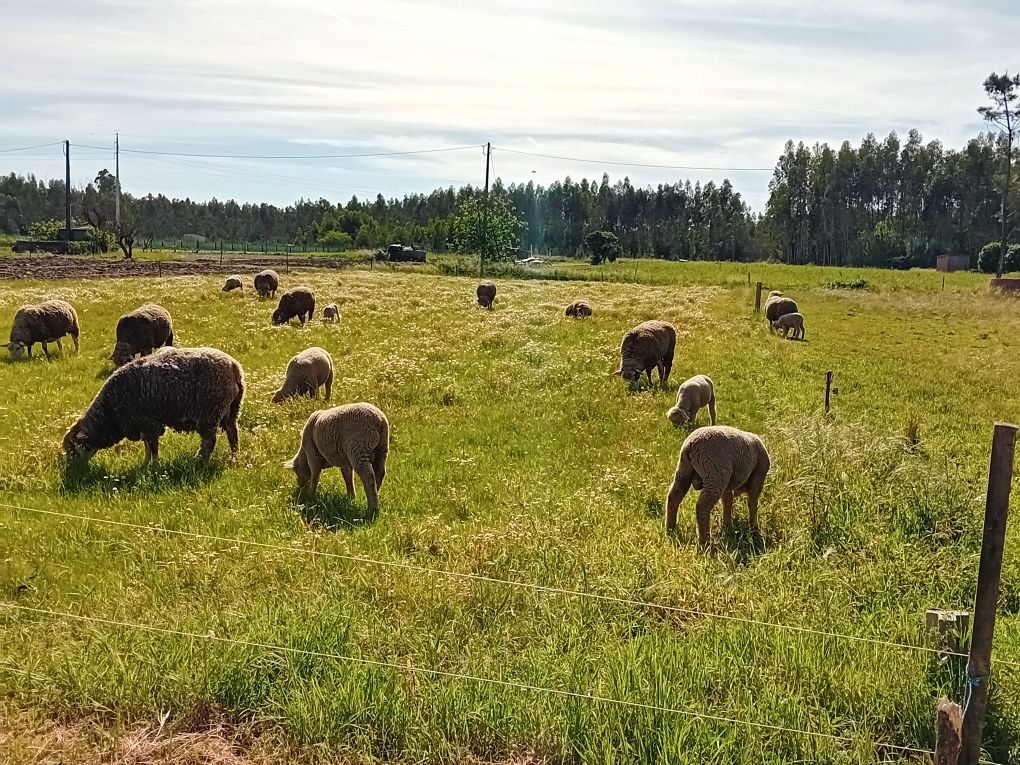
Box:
(1, 263, 1019, 763)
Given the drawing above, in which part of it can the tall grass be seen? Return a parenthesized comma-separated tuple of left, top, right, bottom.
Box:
(0, 263, 1018, 763)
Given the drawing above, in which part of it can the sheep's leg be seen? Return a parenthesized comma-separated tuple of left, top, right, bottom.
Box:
(324, 371, 333, 402)
(56, 339, 63, 353)
(222, 419, 239, 456)
(722, 491, 734, 527)
(143, 436, 160, 468)
(340, 462, 356, 497)
(72, 334, 79, 353)
(665, 469, 693, 534)
(373, 450, 387, 489)
(695, 487, 723, 548)
(355, 461, 379, 514)
(708, 395, 718, 425)
(196, 427, 218, 461)
(42, 342, 50, 359)
(661, 359, 672, 387)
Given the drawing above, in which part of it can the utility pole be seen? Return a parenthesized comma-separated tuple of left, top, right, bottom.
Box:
(115, 132, 121, 230)
(480, 141, 491, 277)
(64, 140, 72, 242)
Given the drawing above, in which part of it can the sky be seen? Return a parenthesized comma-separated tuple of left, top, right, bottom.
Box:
(1, 0, 1015, 211)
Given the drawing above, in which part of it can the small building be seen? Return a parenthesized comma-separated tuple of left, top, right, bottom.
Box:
(936, 255, 970, 272)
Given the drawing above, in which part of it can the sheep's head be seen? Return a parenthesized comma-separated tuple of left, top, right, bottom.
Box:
(666, 405, 689, 427)
(271, 388, 288, 404)
(283, 455, 311, 488)
(62, 422, 98, 462)
(110, 343, 135, 367)
(619, 364, 642, 383)
(271, 309, 287, 325)
(6, 341, 27, 360)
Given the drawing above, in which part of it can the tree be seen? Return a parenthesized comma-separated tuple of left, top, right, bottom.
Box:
(978, 71, 1020, 278)
(585, 230, 622, 264)
(82, 169, 139, 259)
(449, 192, 525, 263)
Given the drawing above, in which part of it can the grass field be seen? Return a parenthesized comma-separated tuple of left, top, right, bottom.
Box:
(1, 261, 1019, 764)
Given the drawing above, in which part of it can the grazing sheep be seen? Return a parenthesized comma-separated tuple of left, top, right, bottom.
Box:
(666, 374, 717, 427)
(285, 403, 389, 514)
(476, 281, 497, 309)
(764, 293, 799, 331)
(565, 300, 593, 318)
(665, 425, 771, 546)
(254, 269, 280, 299)
(771, 312, 805, 340)
(272, 286, 316, 326)
(63, 347, 245, 467)
(222, 275, 243, 292)
(6, 299, 79, 360)
(612, 320, 676, 386)
(111, 304, 174, 367)
(322, 303, 341, 323)
(272, 347, 334, 403)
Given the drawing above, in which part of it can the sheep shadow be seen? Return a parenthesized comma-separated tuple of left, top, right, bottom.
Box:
(721, 519, 770, 563)
(295, 490, 378, 531)
(60, 454, 224, 495)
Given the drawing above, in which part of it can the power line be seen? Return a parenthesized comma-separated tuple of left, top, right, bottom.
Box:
(71, 143, 483, 161)
(494, 146, 775, 172)
(0, 141, 63, 154)
(0, 602, 946, 761)
(7, 502, 1014, 668)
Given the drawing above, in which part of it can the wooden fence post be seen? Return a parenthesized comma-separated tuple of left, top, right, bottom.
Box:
(754, 281, 763, 313)
(824, 371, 834, 414)
(936, 698, 964, 765)
(960, 422, 1016, 765)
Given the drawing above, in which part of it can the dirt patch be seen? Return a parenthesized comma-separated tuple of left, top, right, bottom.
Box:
(0, 255, 369, 281)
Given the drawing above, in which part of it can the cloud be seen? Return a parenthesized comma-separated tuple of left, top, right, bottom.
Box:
(1, 0, 1013, 209)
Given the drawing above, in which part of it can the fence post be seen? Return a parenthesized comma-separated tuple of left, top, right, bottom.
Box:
(936, 698, 964, 765)
(824, 371, 834, 414)
(157, 260, 162, 278)
(754, 281, 763, 313)
(285, 251, 289, 274)
(960, 422, 1017, 765)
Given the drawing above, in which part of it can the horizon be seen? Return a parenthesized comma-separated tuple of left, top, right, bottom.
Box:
(2, 0, 1014, 211)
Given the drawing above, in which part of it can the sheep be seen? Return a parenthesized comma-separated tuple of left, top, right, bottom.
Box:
(111, 304, 174, 367)
(322, 303, 341, 323)
(476, 281, 497, 309)
(272, 347, 334, 403)
(222, 275, 243, 292)
(666, 374, 717, 427)
(63, 346, 245, 467)
(254, 269, 280, 299)
(664, 425, 771, 547)
(565, 300, 593, 318)
(272, 286, 316, 326)
(771, 312, 805, 340)
(5, 299, 80, 360)
(611, 320, 676, 387)
(764, 293, 798, 331)
(285, 403, 389, 514)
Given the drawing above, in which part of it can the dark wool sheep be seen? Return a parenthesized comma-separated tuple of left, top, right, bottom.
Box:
(764, 295, 798, 330)
(612, 320, 676, 386)
(64, 347, 245, 467)
(111, 304, 174, 367)
(222, 275, 243, 292)
(254, 269, 280, 299)
(665, 425, 770, 547)
(565, 300, 593, 318)
(476, 281, 496, 309)
(322, 303, 341, 323)
(6, 299, 80, 360)
(272, 286, 316, 325)
(285, 403, 389, 514)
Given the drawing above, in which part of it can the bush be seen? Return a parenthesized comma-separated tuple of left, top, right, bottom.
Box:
(585, 230, 622, 265)
(28, 219, 63, 239)
(977, 242, 1020, 274)
(824, 278, 868, 290)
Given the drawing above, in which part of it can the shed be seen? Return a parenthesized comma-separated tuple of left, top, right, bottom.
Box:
(936, 255, 970, 272)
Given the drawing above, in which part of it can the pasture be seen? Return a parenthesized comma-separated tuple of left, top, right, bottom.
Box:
(1, 261, 1019, 764)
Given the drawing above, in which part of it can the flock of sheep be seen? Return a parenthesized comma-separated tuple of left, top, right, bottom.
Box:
(4, 274, 805, 544)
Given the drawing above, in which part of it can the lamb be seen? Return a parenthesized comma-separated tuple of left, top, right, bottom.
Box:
(63, 347, 245, 467)
(322, 303, 341, 323)
(771, 312, 805, 340)
(476, 281, 497, 309)
(111, 304, 174, 367)
(272, 347, 334, 403)
(612, 320, 676, 386)
(272, 286, 316, 325)
(5, 299, 80, 359)
(254, 269, 280, 299)
(764, 292, 798, 331)
(285, 403, 389, 514)
(565, 300, 593, 318)
(666, 374, 717, 427)
(664, 425, 771, 547)
(222, 275, 243, 292)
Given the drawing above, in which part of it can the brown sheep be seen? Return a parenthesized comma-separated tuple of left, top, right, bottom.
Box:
(565, 300, 593, 318)
(222, 275, 243, 292)
(612, 320, 676, 386)
(111, 304, 174, 367)
(665, 425, 770, 547)
(6, 299, 80, 359)
(476, 282, 496, 309)
(764, 293, 799, 330)
(272, 347, 334, 403)
(272, 286, 315, 326)
(254, 269, 280, 299)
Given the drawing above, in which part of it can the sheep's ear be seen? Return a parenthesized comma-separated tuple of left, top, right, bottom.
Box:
(282, 458, 295, 468)
(74, 430, 90, 442)
(607, 368, 621, 377)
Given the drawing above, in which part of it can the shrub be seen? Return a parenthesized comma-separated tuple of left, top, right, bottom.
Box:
(585, 230, 622, 265)
(977, 242, 1020, 274)
(824, 278, 868, 290)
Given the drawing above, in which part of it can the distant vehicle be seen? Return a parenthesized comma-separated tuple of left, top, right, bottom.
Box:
(378, 243, 427, 263)
(516, 256, 547, 266)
